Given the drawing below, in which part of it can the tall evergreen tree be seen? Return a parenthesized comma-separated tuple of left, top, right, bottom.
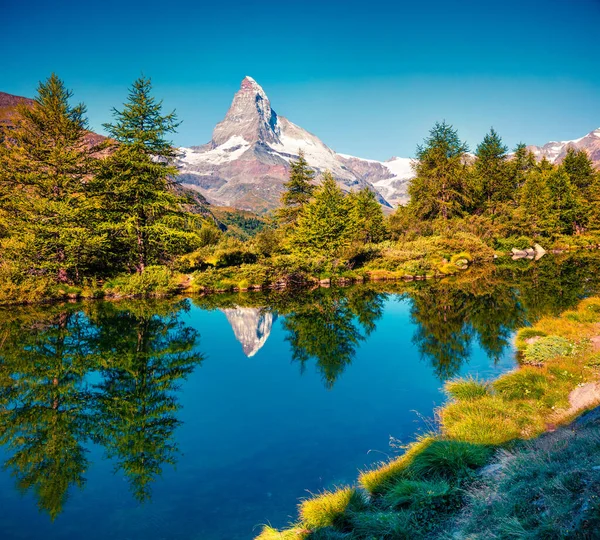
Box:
(347, 188, 388, 243)
(95, 77, 198, 273)
(562, 147, 595, 190)
(515, 170, 555, 237)
(511, 143, 537, 190)
(289, 172, 351, 268)
(408, 121, 469, 221)
(547, 168, 578, 234)
(0, 74, 104, 282)
(277, 150, 315, 227)
(474, 127, 511, 212)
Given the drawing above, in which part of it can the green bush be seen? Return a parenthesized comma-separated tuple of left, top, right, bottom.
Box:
(523, 335, 575, 365)
(103, 266, 181, 296)
(348, 510, 413, 539)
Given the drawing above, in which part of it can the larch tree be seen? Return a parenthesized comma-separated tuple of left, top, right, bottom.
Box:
(408, 121, 469, 221)
(0, 74, 104, 282)
(474, 127, 511, 213)
(290, 172, 351, 269)
(277, 150, 315, 227)
(96, 76, 198, 273)
(347, 188, 388, 244)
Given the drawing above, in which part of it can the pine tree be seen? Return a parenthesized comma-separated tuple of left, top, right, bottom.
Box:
(515, 170, 555, 237)
(547, 168, 578, 234)
(408, 121, 469, 221)
(290, 172, 351, 268)
(0, 74, 104, 282)
(474, 127, 511, 212)
(347, 188, 388, 243)
(511, 143, 536, 190)
(95, 76, 198, 273)
(562, 147, 595, 190)
(277, 150, 315, 226)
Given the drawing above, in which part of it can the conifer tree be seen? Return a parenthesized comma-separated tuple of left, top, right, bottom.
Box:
(290, 172, 351, 268)
(547, 168, 578, 234)
(562, 147, 595, 190)
(408, 121, 469, 221)
(277, 150, 315, 226)
(474, 127, 511, 212)
(515, 170, 555, 237)
(347, 188, 388, 243)
(511, 143, 537, 189)
(0, 74, 104, 282)
(95, 77, 198, 273)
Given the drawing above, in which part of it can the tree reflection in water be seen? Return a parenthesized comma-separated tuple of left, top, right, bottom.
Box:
(0, 299, 202, 518)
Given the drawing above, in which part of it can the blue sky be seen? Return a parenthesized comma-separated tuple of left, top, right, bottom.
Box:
(2, 0, 599, 159)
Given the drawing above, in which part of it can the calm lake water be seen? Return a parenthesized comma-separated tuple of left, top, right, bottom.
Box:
(0, 254, 599, 540)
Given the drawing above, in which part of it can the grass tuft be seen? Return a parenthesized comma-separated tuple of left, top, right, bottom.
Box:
(298, 487, 365, 529)
(358, 436, 436, 495)
(445, 376, 490, 401)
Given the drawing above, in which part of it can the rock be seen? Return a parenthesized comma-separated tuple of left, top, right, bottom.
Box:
(568, 382, 600, 415)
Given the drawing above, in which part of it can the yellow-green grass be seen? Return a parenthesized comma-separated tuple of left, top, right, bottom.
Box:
(358, 436, 436, 495)
(298, 487, 366, 529)
(256, 296, 600, 538)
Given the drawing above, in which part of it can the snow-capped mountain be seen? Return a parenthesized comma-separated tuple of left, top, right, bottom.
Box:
(527, 128, 600, 165)
(176, 77, 414, 212)
(221, 307, 277, 357)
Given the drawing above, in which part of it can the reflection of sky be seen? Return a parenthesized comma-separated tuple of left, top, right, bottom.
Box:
(0, 295, 515, 540)
(0, 294, 517, 540)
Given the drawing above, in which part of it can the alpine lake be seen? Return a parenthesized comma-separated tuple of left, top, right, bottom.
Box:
(1, 252, 599, 540)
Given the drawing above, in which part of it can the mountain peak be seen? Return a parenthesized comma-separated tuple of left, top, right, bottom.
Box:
(211, 76, 280, 146)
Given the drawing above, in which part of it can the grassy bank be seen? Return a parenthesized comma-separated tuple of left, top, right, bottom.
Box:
(256, 296, 600, 539)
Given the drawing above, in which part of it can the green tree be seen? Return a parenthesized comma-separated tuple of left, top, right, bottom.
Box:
(473, 128, 511, 212)
(277, 150, 315, 226)
(347, 188, 388, 243)
(95, 76, 199, 273)
(547, 168, 578, 234)
(510, 143, 536, 190)
(289, 172, 351, 269)
(562, 147, 595, 190)
(515, 170, 555, 237)
(0, 74, 104, 282)
(408, 121, 469, 221)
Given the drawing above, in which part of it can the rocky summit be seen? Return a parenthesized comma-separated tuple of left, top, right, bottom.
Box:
(175, 76, 414, 213)
(527, 128, 600, 165)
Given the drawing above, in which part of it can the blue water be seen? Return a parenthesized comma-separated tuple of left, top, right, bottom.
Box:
(1, 254, 599, 539)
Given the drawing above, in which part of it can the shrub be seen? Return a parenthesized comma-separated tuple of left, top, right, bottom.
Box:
(298, 487, 366, 529)
(445, 377, 490, 401)
(103, 266, 181, 296)
(522, 336, 575, 365)
(514, 327, 547, 351)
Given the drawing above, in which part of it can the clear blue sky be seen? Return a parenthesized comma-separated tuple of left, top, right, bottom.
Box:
(2, 0, 599, 160)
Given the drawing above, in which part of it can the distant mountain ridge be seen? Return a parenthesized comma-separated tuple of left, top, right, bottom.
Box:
(527, 128, 600, 165)
(1, 85, 598, 213)
(176, 76, 414, 212)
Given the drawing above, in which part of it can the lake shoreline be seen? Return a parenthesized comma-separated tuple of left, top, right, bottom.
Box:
(257, 295, 600, 539)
